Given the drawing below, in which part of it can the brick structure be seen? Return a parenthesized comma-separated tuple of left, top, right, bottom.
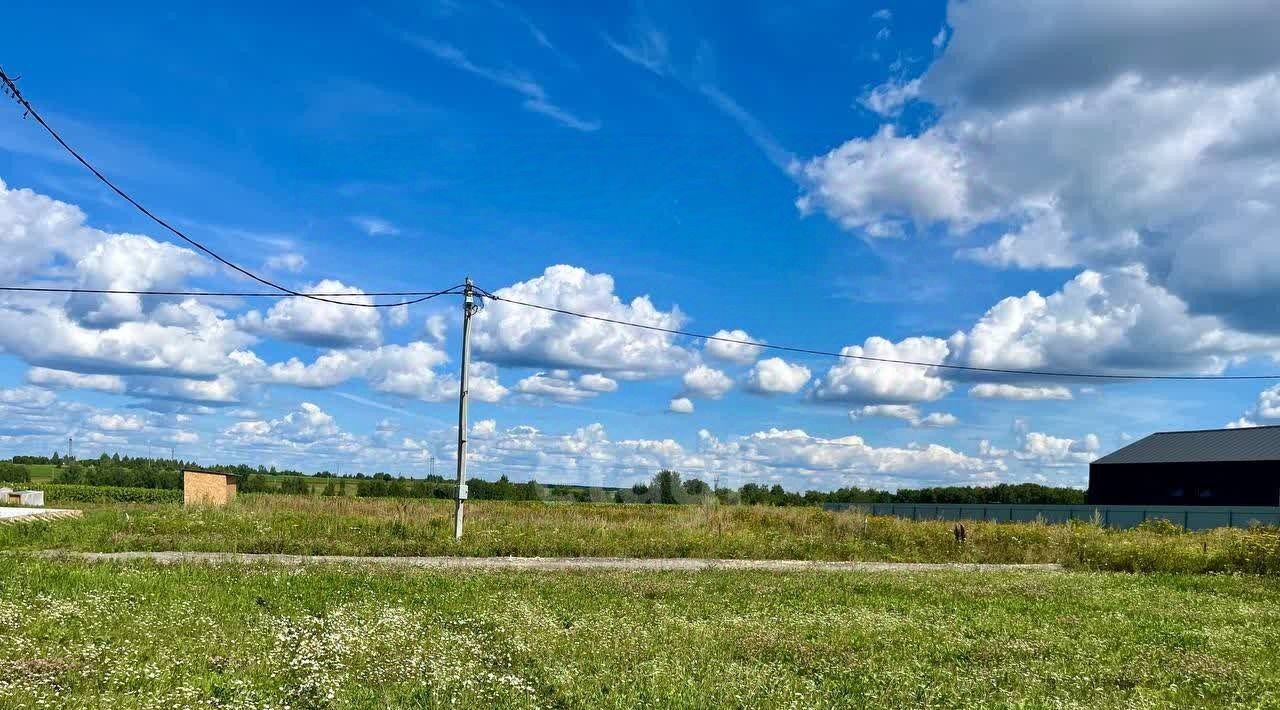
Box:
(183, 469, 238, 507)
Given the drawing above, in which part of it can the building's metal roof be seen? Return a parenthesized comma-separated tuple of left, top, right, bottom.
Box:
(1092, 425, 1280, 465)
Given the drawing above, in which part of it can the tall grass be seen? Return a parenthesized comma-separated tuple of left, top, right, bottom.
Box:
(2, 494, 1278, 573)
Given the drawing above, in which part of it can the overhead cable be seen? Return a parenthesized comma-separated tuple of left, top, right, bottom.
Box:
(0, 67, 420, 309)
(477, 288, 1280, 381)
(0, 285, 466, 307)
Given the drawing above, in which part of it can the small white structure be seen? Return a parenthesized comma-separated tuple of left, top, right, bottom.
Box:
(1, 489, 44, 507)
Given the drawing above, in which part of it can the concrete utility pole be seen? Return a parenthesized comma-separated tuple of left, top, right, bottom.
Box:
(453, 277, 477, 539)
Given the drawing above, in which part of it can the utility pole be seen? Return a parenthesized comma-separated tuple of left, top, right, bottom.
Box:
(453, 277, 476, 540)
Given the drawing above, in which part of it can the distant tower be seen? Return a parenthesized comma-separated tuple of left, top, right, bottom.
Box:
(67, 436, 73, 461)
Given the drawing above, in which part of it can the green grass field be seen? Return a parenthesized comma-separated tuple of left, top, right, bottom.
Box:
(4, 494, 1279, 573)
(1, 558, 1277, 708)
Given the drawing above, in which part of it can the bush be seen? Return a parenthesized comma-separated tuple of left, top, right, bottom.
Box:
(26, 483, 181, 505)
(0, 462, 30, 483)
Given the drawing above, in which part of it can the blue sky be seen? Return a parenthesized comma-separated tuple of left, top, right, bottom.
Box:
(2, 0, 1279, 491)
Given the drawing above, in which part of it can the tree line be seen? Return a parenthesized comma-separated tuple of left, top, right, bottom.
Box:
(1, 454, 1087, 506)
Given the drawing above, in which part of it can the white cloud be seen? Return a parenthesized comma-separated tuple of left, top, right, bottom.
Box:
(577, 373, 618, 393)
(222, 402, 349, 450)
(1256, 384, 1280, 420)
(852, 404, 957, 428)
(27, 367, 125, 393)
(350, 216, 400, 237)
(425, 313, 448, 343)
(858, 78, 921, 117)
(1013, 422, 1100, 467)
(799, 2, 1280, 332)
(681, 365, 733, 399)
(931, 27, 948, 50)
(813, 336, 952, 403)
(0, 387, 56, 409)
(969, 383, 1073, 401)
(704, 329, 765, 364)
(264, 252, 306, 273)
(797, 125, 995, 238)
(668, 397, 694, 414)
(702, 427, 999, 486)
(0, 179, 97, 282)
(1226, 383, 1280, 427)
(871, 8, 892, 21)
(917, 412, 959, 428)
(88, 413, 145, 432)
(514, 370, 616, 403)
(168, 430, 200, 444)
(238, 280, 381, 348)
(0, 299, 253, 379)
(404, 36, 599, 131)
(67, 234, 210, 327)
(472, 265, 694, 377)
(947, 268, 1279, 376)
(603, 18, 671, 76)
(745, 357, 811, 395)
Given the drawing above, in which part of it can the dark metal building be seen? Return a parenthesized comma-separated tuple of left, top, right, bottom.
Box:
(1089, 426, 1280, 506)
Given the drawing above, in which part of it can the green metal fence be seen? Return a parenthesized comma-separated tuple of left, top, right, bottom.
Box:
(822, 503, 1280, 530)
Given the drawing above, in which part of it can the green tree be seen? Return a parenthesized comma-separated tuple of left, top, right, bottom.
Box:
(0, 462, 29, 483)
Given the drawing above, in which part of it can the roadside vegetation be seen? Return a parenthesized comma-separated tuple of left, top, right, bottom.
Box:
(4, 494, 1279, 574)
(5, 454, 1086, 505)
(1, 557, 1278, 708)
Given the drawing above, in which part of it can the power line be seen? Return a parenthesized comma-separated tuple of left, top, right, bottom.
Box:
(0, 285, 466, 307)
(477, 288, 1280, 381)
(0, 67, 420, 309)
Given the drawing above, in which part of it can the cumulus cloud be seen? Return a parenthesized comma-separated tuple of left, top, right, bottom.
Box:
(1226, 383, 1280, 427)
(514, 370, 618, 403)
(0, 299, 253, 379)
(222, 402, 353, 452)
(852, 404, 957, 428)
(472, 265, 694, 377)
(946, 268, 1279, 376)
(238, 280, 381, 348)
(1013, 421, 1100, 467)
(797, 0, 1280, 332)
(424, 313, 448, 343)
(0, 387, 57, 409)
(27, 367, 125, 394)
(745, 357, 811, 395)
(88, 413, 146, 432)
(681, 365, 733, 399)
(813, 336, 952, 403)
(67, 234, 209, 327)
(700, 427, 999, 487)
(969, 383, 1073, 401)
(668, 397, 694, 414)
(704, 329, 765, 364)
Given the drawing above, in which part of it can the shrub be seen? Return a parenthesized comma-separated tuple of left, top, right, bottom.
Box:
(25, 483, 181, 505)
(0, 462, 30, 483)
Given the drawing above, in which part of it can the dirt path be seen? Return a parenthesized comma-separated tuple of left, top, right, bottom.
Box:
(32, 550, 1063, 573)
